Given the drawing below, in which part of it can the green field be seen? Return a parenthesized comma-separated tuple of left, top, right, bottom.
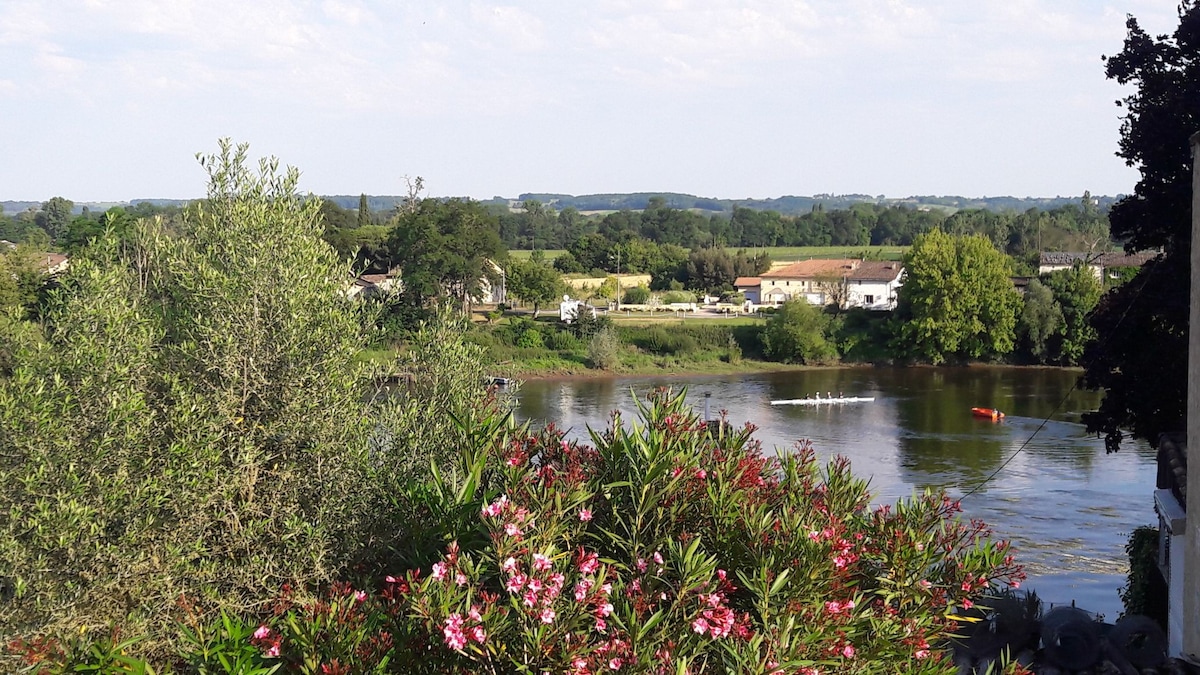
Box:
(508, 246, 906, 263)
(749, 246, 907, 262)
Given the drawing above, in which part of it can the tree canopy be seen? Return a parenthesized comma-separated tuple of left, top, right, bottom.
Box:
(1082, 1, 1199, 448)
(892, 230, 1020, 364)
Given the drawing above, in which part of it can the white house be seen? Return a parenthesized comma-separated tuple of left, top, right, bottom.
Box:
(844, 261, 904, 310)
(758, 259, 903, 310)
(1038, 251, 1156, 282)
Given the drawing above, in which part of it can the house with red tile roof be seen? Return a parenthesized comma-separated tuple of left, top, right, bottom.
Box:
(758, 259, 903, 310)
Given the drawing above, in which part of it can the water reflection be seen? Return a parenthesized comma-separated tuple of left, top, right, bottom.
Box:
(514, 367, 1157, 621)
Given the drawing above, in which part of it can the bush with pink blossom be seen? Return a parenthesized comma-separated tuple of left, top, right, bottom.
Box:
(367, 387, 1026, 674)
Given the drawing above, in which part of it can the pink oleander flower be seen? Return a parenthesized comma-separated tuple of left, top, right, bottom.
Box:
(919, 579, 931, 589)
(523, 589, 538, 608)
(575, 580, 593, 601)
(528, 578, 544, 593)
(506, 573, 527, 593)
(636, 558, 647, 572)
(502, 557, 519, 574)
(354, 590, 367, 603)
(600, 583, 612, 595)
(598, 602, 614, 617)
(695, 469, 707, 479)
(533, 553, 552, 571)
(579, 507, 593, 522)
(652, 551, 663, 565)
(595, 617, 607, 632)
(443, 614, 467, 651)
(505, 523, 523, 538)
(265, 644, 280, 658)
(962, 598, 974, 610)
(578, 551, 600, 575)
(841, 644, 855, 659)
(692, 617, 709, 634)
(385, 575, 397, 583)
(468, 625, 487, 644)
(431, 562, 447, 580)
(608, 657, 622, 670)
(253, 625, 271, 640)
(540, 607, 556, 624)
(915, 649, 930, 659)
(469, 605, 482, 622)
(1010, 580, 1021, 589)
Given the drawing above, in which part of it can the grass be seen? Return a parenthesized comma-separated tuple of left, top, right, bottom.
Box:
(752, 246, 907, 262)
(507, 249, 566, 260)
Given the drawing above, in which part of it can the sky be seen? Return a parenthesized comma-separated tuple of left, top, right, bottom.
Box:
(0, 0, 1187, 203)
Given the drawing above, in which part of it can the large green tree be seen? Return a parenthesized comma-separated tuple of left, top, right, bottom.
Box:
(387, 198, 506, 314)
(1042, 263, 1102, 364)
(1018, 279, 1063, 363)
(891, 230, 1020, 364)
(36, 196, 74, 241)
(507, 251, 567, 317)
(1082, 2, 1199, 449)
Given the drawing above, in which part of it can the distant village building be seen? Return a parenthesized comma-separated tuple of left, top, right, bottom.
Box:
(39, 253, 69, 276)
(1038, 251, 1157, 282)
(346, 271, 401, 300)
(733, 276, 761, 304)
(758, 259, 903, 310)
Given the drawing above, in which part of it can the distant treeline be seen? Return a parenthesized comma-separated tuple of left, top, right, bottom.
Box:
(2, 191, 1119, 221)
(485, 196, 1112, 265)
(507, 191, 1121, 216)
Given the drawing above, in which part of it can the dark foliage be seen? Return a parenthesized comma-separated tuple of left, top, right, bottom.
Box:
(1083, 2, 1199, 448)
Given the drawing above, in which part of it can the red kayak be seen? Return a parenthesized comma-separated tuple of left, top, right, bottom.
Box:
(971, 407, 1005, 421)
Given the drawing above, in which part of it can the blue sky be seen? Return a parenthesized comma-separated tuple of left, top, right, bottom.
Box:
(0, 1, 1184, 202)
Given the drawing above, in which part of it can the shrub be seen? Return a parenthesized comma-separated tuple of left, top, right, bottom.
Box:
(0, 143, 495, 660)
(516, 328, 545, 349)
(1120, 525, 1167, 628)
(635, 326, 698, 355)
(622, 285, 651, 304)
(587, 327, 621, 370)
(243, 389, 1022, 674)
(761, 299, 837, 364)
(661, 289, 696, 304)
(545, 329, 582, 351)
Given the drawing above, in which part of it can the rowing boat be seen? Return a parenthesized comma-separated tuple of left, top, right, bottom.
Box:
(770, 396, 876, 406)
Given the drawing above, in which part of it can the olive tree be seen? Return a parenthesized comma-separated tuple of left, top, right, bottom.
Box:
(0, 141, 491, 653)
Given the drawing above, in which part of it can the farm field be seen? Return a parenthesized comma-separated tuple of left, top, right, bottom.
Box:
(508, 246, 907, 263)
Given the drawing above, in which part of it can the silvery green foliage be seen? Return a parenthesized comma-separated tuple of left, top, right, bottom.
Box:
(0, 141, 491, 654)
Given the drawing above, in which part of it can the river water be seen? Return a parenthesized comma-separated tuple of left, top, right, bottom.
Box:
(512, 367, 1158, 621)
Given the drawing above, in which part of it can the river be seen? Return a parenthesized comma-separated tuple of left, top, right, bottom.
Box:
(511, 367, 1158, 622)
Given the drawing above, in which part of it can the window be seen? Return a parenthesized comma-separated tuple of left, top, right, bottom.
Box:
(865, 294, 875, 304)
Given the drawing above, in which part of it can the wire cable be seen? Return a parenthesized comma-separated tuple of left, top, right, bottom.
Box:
(959, 253, 1165, 501)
